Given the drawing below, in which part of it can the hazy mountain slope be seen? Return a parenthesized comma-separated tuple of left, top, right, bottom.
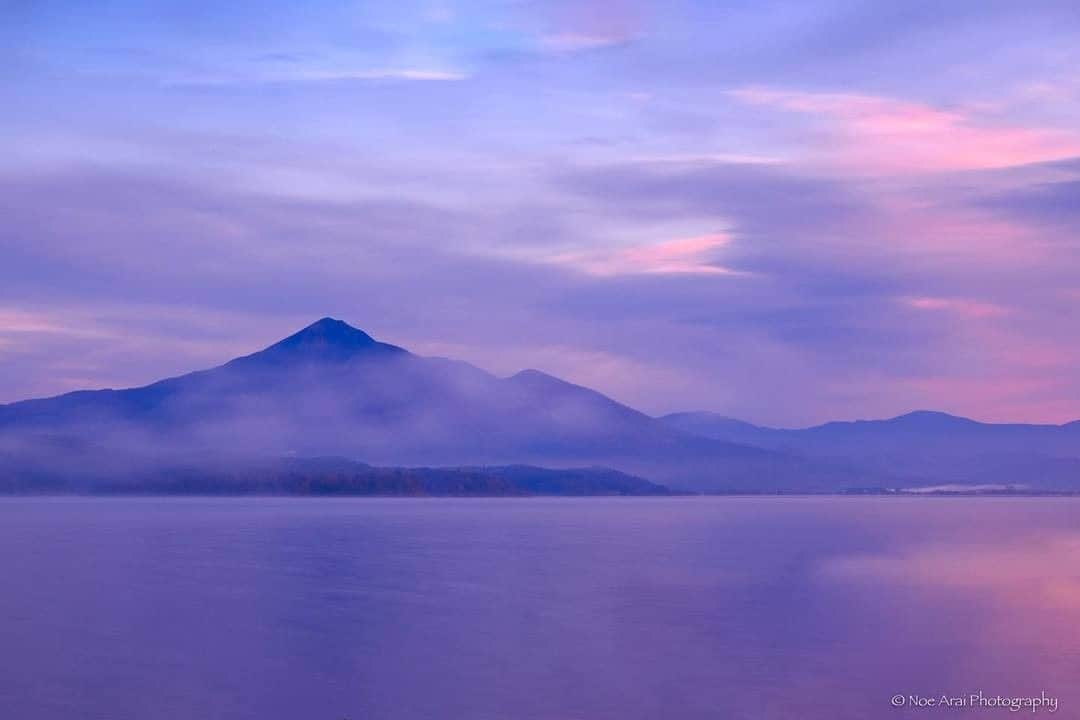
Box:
(660, 412, 781, 447)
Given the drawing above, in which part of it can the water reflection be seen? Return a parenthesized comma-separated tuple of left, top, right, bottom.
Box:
(0, 497, 1075, 719)
(827, 532, 1080, 612)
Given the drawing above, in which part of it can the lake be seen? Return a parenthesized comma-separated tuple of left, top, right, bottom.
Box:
(0, 497, 1075, 719)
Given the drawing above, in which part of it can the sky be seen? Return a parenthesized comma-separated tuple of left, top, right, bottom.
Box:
(2, 0, 1080, 427)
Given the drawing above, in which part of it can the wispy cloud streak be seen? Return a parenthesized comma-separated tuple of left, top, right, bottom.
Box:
(732, 88, 1080, 173)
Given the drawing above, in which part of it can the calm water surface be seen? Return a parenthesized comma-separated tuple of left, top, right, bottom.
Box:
(1, 497, 1077, 719)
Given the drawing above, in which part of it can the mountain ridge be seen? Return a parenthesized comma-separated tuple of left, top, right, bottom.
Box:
(658, 409, 1080, 491)
(3, 318, 1080, 494)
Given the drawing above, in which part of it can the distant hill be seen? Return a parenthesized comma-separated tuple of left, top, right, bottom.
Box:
(659, 410, 1080, 491)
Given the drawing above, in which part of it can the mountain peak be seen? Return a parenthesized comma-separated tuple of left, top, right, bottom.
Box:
(280, 317, 376, 348)
(240, 317, 406, 366)
(888, 410, 978, 426)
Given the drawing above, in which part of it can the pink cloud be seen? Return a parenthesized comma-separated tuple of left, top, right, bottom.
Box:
(548, 233, 734, 276)
(0, 309, 69, 334)
(535, 0, 641, 53)
(731, 87, 1080, 173)
(901, 296, 1008, 319)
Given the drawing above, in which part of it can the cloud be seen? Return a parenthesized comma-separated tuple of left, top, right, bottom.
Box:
(538, 32, 634, 53)
(0, 309, 75, 335)
(547, 233, 736, 276)
(978, 178, 1080, 226)
(556, 158, 865, 235)
(167, 67, 469, 87)
(901, 296, 1008, 319)
(528, 0, 642, 54)
(731, 87, 1080, 173)
(285, 68, 468, 82)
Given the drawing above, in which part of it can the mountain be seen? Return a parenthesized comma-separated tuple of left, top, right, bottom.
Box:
(7, 317, 1077, 494)
(0, 318, 861, 494)
(659, 410, 1080, 491)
